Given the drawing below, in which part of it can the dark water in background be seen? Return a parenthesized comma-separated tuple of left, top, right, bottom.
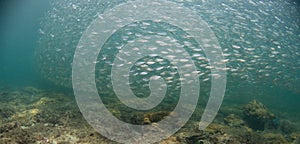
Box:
(0, 0, 50, 87)
(0, 0, 300, 127)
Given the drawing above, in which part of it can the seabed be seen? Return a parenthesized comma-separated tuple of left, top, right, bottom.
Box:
(0, 86, 299, 144)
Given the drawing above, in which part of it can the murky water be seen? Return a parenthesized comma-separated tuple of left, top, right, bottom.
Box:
(1, 0, 299, 143)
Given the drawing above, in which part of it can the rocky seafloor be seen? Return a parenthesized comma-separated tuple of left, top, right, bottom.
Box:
(0, 86, 299, 144)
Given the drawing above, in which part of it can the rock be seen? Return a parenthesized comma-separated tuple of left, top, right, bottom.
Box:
(280, 120, 296, 134)
(110, 109, 121, 119)
(32, 97, 55, 107)
(205, 123, 229, 134)
(0, 122, 18, 133)
(178, 123, 232, 144)
(0, 103, 15, 118)
(287, 132, 300, 143)
(159, 136, 180, 144)
(263, 133, 288, 144)
(243, 100, 276, 130)
(233, 131, 265, 144)
(11, 109, 40, 125)
(143, 111, 170, 124)
(0, 128, 35, 144)
(224, 114, 245, 128)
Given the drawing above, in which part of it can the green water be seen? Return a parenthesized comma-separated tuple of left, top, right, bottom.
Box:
(0, 0, 300, 143)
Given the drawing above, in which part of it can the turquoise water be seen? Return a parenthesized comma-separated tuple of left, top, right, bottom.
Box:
(1, 0, 300, 143)
(0, 0, 50, 87)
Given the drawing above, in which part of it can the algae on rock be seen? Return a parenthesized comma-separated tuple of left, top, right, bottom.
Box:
(243, 100, 277, 130)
